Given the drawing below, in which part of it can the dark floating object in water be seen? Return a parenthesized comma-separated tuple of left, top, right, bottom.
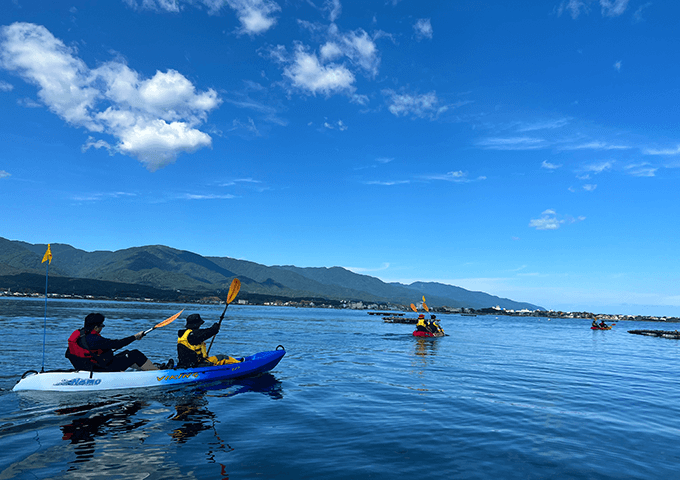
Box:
(628, 330, 680, 339)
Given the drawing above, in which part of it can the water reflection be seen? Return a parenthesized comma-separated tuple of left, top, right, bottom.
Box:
(414, 337, 440, 357)
(54, 373, 284, 465)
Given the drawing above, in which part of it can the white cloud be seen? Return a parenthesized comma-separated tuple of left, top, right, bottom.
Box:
(541, 160, 562, 170)
(529, 209, 584, 230)
(282, 44, 355, 96)
(561, 141, 630, 150)
(124, 0, 280, 35)
(81, 136, 115, 155)
(583, 184, 597, 191)
(516, 118, 570, 132)
(346, 262, 391, 274)
(365, 180, 410, 186)
(382, 89, 447, 119)
(557, 0, 590, 19)
(613, 60, 622, 71)
(179, 193, 236, 200)
(0, 170, 10, 179)
(0, 22, 220, 170)
(414, 19, 433, 41)
(0, 80, 13, 91)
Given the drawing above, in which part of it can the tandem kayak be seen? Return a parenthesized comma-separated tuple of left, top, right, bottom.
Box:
(591, 326, 612, 330)
(13, 347, 285, 392)
(413, 331, 445, 337)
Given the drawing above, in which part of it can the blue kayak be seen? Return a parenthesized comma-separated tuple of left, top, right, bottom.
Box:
(13, 347, 286, 392)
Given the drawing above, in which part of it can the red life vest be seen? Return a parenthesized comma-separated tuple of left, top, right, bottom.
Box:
(67, 329, 104, 363)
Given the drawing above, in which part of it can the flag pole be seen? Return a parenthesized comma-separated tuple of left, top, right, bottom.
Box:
(41, 244, 52, 373)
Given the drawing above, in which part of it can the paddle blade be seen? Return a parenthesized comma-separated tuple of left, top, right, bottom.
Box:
(423, 302, 429, 312)
(410, 303, 417, 313)
(155, 309, 184, 329)
(227, 278, 241, 304)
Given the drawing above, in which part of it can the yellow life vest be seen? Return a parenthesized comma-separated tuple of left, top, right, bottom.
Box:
(177, 329, 241, 365)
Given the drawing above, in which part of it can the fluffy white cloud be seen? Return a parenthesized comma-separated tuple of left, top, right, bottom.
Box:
(281, 44, 355, 96)
(382, 89, 447, 119)
(541, 160, 562, 169)
(529, 209, 585, 230)
(0, 22, 220, 170)
(414, 19, 433, 40)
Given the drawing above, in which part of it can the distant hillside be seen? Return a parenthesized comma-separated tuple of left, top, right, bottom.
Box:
(0, 237, 543, 311)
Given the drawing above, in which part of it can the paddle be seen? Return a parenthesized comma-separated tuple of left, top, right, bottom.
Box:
(207, 278, 241, 355)
(142, 309, 184, 337)
(410, 303, 418, 313)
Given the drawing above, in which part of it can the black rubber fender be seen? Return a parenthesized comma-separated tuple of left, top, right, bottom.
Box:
(276, 345, 285, 351)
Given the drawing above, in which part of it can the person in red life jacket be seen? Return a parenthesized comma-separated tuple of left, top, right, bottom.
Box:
(177, 314, 242, 368)
(65, 313, 162, 371)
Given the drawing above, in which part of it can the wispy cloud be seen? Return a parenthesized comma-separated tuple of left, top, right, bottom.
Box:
(382, 89, 447, 119)
(71, 191, 137, 202)
(477, 137, 546, 150)
(0, 22, 220, 171)
(516, 118, 570, 132)
(561, 141, 630, 151)
(0, 80, 13, 91)
(413, 18, 433, 41)
(178, 193, 237, 200)
(541, 160, 562, 170)
(365, 180, 410, 186)
(421, 170, 486, 183)
(582, 160, 614, 174)
(583, 184, 597, 191)
(625, 163, 657, 177)
(0, 170, 10, 179)
(124, 0, 281, 35)
(529, 209, 585, 230)
(346, 262, 391, 273)
(613, 60, 622, 72)
(557, 0, 630, 19)
(644, 145, 680, 155)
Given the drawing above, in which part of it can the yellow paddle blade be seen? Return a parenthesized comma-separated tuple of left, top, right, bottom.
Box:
(423, 302, 429, 312)
(410, 303, 417, 312)
(154, 309, 184, 329)
(226, 278, 241, 304)
(422, 295, 426, 303)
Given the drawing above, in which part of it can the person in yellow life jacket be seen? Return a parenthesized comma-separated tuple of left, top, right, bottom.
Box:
(428, 314, 444, 335)
(415, 314, 430, 333)
(177, 314, 243, 368)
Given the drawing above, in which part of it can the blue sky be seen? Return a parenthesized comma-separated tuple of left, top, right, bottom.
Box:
(1, 0, 679, 316)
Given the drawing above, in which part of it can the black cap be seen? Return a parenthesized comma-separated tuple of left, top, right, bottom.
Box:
(84, 313, 105, 329)
(186, 313, 204, 328)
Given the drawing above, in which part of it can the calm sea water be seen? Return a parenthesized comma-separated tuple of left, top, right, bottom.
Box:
(1, 297, 679, 479)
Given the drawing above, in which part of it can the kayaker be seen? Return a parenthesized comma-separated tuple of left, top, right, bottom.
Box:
(591, 319, 598, 328)
(65, 313, 166, 372)
(599, 320, 609, 329)
(177, 313, 242, 368)
(429, 315, 444, 335)
(415, 314, 430, 333)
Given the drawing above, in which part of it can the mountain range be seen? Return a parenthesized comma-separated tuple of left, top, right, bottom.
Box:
(0, 237, 543, 311)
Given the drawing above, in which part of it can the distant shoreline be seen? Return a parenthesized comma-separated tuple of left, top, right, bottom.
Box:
(2, 291, 678, 323)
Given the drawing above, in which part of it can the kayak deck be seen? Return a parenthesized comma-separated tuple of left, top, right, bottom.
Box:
(13, 347, 285, 392)
(413, 331, 445, 337)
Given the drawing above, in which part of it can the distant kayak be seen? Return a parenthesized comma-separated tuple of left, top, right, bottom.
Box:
(591, 326, 612, 330)
(13, 347, 285, 392)
(413, 331, 445, 337)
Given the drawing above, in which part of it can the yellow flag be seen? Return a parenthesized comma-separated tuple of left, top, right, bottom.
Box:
(42, 244, 52, 265)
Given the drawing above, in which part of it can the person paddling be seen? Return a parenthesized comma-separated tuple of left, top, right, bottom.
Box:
(599, 319, 609, 329)
(177, 314, 242, 368)
(415, 314, 430, 333)
(65, 313, 168, 372)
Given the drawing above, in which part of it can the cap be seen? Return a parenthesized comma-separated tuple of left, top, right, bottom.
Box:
(84, 313, 105, 329)
(418, 314, 425, 319)
(186, 313, 204, 328)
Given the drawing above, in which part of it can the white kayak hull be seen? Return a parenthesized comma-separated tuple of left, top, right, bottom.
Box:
(13, 348, 285, 392)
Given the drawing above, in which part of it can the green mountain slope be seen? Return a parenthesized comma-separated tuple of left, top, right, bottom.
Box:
(0, 237, 543, 310)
